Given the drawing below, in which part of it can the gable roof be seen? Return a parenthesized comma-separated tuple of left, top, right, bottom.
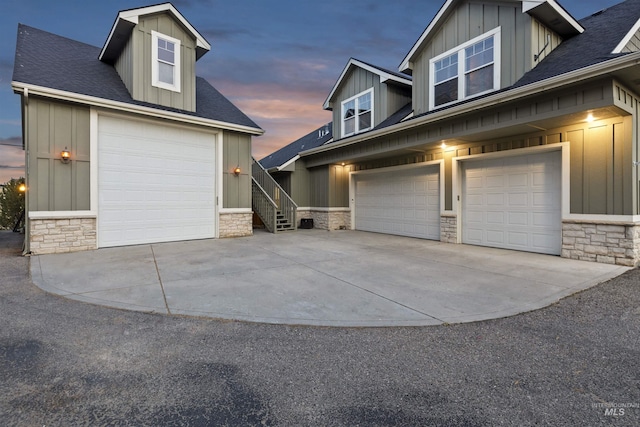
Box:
(323, 58, 412, 110)
(612, 15, 640, 53)
(100, 3, 211, 63)
(514, 0, 640, 87)
(399, 0, 584, 73)
(12, 24, 261, 134)
(301, 0, 640, 158)
(259, 123, 332, 170)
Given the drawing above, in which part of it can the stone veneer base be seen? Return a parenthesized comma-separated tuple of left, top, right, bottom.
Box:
(440, 214, 457, 244)
(219, 213, 253, 238)
(30, 217, 97, 255)
(562, 221, 639, 267)
(297, 209, 351, 231)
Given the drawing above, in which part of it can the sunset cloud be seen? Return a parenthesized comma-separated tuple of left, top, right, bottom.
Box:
(0, 0, 621, 168)
(208, 78, 333, 159)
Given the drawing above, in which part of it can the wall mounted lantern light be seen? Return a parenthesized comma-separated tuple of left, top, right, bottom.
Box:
(60, 147, 71, 163)
(233, 166, 241, 176)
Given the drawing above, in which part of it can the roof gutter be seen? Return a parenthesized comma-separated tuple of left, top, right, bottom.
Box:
(11, 81, 264, 136)
(277, 155, 300, 171)
(301, 52, 640, 157)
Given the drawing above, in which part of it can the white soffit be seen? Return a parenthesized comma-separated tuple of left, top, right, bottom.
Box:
(522, 0, 584, 36)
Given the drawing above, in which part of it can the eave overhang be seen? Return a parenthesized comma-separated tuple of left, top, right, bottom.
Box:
(399, 0, 455, 74)
(11, 81, 264, 136)
(613, 17, 640, 54)
(304, 52, 640, 158)
(323, 58, 412, 110)
(99, 3, 211, 63)
(522, 0, 584, 37)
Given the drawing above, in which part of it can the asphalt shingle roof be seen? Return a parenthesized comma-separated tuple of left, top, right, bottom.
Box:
(373, 102, 413, 131)
(259, 122, 332, 170)
(514, 0, 640, 87)
(12, 24, 261, 130)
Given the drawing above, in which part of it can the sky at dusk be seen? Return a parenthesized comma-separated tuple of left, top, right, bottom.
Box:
(0, 0, 625, 183)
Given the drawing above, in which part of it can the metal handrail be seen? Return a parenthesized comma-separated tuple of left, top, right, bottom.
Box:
(251, 178, 277, 232)
(252, 158, 297, 232)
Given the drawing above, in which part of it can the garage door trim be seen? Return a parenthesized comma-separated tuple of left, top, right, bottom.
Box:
(453, 142, 569, 220)
(452, 143, 569, 253)
(95, 111, 220, 248)
(349, 160, 445, 237)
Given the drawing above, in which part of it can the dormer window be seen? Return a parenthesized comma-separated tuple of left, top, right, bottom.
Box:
(152, 31, 181, 92)
(341, 88, 373, 138)
(430, 27, 501, 110)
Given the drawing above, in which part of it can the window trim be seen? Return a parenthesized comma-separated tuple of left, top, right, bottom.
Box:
(151, 31, 181, 93)
(341, 88, 374, 138)
(429, 27, 501, 110)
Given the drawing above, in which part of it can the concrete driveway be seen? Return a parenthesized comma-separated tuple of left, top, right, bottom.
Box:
(30, 229, 628, 326)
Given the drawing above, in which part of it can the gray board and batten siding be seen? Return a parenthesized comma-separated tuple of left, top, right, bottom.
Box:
(222, 131, 253, 210)
(25, 98, 91, 212)
(410, 0, 561, 116)
(620, 27, 640, 53)
(115, 13, 197, 112)
(273, 164, 313, 208)
(331, 67, 411, 139)
(24, 97, 254, 213)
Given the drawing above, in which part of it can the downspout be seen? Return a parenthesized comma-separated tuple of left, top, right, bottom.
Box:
(21, 87, 29, 255)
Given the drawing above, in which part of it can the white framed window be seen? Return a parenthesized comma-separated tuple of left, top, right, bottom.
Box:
(341, 88, 373, 138)
(430, 27, 501, 110)
(152, 31, 181, 92)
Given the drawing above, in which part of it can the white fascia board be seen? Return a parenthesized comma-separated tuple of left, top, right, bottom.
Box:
(398, 0, 456, 73)
(11, 81, 264, 136)
(323, 58, 412, 110)
(543, 0, 584, 33)
(522, 0, 544, 11)
(277, 155, 300, 171)
(119, 4, 211, 51)
(303, 51, 640, 157)
(99, 16, 135, 61)
(613, 18, 640, 54)
(522, 0, 584, 34)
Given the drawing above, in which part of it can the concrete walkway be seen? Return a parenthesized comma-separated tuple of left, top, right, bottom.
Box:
(29, 229, 628, 327)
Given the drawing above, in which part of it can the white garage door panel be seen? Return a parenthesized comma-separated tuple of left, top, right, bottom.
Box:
(462, 151, 561, 255)
(98, 116, 216, 248)
(354, 166, 440, 240)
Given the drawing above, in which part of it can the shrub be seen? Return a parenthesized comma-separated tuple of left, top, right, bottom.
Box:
(0, 177, 26, 230)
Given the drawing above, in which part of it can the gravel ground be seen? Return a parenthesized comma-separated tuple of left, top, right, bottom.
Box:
(1, 231, 639, 426)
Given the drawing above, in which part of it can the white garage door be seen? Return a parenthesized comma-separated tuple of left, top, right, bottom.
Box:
(462, 151, 561, 255)
(354, 165, 440, 239)
(98, 115, 216, 248)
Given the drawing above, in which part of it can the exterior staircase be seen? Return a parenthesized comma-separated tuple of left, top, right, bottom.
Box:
(252, 158, 297, 233)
